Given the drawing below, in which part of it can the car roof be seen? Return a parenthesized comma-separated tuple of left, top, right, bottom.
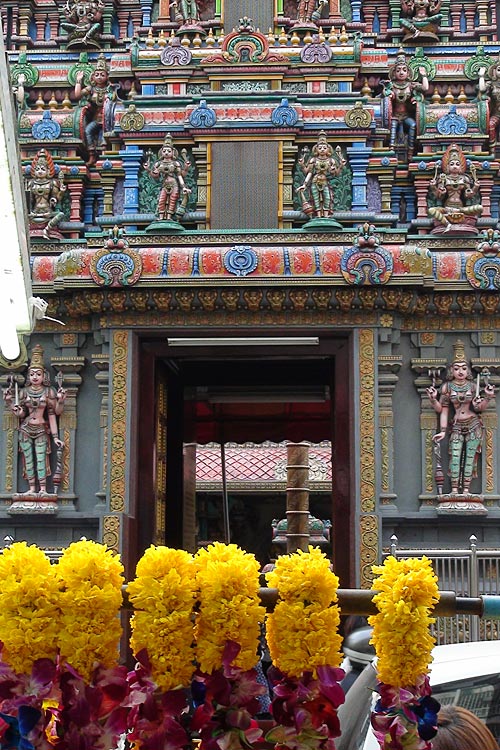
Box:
(429, 640, 500, 686)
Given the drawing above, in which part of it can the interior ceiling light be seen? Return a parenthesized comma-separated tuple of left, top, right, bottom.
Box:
(167, 337, 320, 347)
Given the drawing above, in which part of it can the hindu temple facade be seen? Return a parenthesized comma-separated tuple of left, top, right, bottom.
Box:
(1, 0, 500, 586)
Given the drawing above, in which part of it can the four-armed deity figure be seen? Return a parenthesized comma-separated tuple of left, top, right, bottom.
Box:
(170, 0, 200, 25)
(296, 131, 346, 219)
(25, 150, 66, 240)
(401, 0, 442, 41)
(478, 58, 500, 152)
(427, 340, 494, 496)
(385, 52, 429, 158)
(145, 133, 192, 223)
(61, 0, 104, 47)
(74, 54, 117, 162)
(3, 346, 66, 498)
(428, 143, 482, 234)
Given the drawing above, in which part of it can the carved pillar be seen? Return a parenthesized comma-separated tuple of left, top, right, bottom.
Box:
(479, 173, 492, 218)
(119, 144, 144, 231)
(0, 371, 26, 498)
(411, 362, 446, 505)
(281, 138, 298, 229)
(377, 172, 394, 213)
(140, 0, 153, 28)
(66, 179, 84, 223)
(347, 143, 372, 211)
(377, 356, 402, 511)
(47, 11, 59, 41)
(51, 337, 86, 506)
(92, 353, 110, 506)
(18, 6, 33, 38)
(191, 141, 207, 229)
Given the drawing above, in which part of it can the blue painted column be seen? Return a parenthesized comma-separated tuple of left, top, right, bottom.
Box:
(83, 188, 99, 226)
(119, 144, 144, 231)
(140, 0, 153, 26)
(350, 0, 362, 22)
(347, 143, 372, 211)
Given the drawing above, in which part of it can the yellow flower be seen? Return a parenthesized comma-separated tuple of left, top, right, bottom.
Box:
(369, 556, 439, 688)
(194, 543, 264, 674)
(0, 542, 61, 674)
(265, 547, 342, 678)
(128, 546, 197, 692)
(58, 540, 124, 681)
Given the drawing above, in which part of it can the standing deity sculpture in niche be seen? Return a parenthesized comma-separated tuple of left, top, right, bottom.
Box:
(25, 150, 66, 240)
(74, 54, 117, 163)
(427, 340, 494, 496)
(385, 53, 429, 159)
(400, 0, 442, 41)
(428, 143, 482, 234)
(478, 59, 500, 152)
(61, 0, 105, 47)
(2, 346, 66, 501)
(144, 134, 192, 224)
(170, 0, 200, 25)
(296, 131, 347, 219)
(296, 0, 328, 25)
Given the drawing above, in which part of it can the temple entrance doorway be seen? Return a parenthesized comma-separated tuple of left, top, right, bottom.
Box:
(136, 334, 354, 585)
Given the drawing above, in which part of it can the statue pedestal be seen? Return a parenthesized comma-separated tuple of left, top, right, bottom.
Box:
(145, 219, 185, 234)
(9, 492, 58, 515)
(301, 216, 342, 231)
(436, 492, 487, 515)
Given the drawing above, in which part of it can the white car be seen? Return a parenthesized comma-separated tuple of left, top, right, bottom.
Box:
(337, 640, 500, 750)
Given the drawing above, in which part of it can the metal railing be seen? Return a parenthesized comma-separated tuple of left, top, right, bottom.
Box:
(389, 534, 500, 644)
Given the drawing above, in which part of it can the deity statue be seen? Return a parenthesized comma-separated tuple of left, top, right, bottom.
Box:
(144, 133, 192, 224)
(61, 0, 104, 47)
(296, 0, 328, 25)
(296, 131, 346, 220)
(170, 0, 200, 25)
(2, 345, 66, 498)
(478, 58, 500, 152)
(384, 53, 429, 159)
(25, 150, 67, 240)
(400, 0, 442, 41)
(427, 340, 494, 495)
(428, 144, 482, 234)
(74, 54, 117, 162)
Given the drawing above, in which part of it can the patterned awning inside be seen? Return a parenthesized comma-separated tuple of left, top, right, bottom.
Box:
(194, 441, 332, 491)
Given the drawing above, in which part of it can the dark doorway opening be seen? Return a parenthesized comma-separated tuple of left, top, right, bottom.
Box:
(134, 335, 353, 585)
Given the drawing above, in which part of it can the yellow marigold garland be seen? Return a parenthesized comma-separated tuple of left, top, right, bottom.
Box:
(128, 546, 197, 692)
(0, 542, 61, 674)
(369, 556, 439, 688)
(265, 546, 342, 678)
(194, 542, 265, 674)
(57, 540, 124, 681)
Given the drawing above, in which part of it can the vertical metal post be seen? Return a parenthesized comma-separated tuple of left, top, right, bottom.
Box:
(470, 534, 479, 641)
(390, 534, 398, 558)
(286, 442, 310, 554)
(221, 442, 230, 544)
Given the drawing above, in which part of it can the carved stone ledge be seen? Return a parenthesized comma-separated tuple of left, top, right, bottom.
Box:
(435, 492, 488, 515)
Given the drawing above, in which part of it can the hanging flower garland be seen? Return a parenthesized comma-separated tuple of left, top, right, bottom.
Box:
(52, 540, 129, 750)
(0, 542, 60, 675)
(128, 545, 197, 691)
(0, 542, 60, 750)
(58, 539, 124, 680)
(192, 543, 266, 750)
(126, 546, 197, 750)
(369, 556, 440, 750)
(265, 546, 345, 750)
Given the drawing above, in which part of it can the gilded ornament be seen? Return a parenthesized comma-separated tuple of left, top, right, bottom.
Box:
(120, 104, 145, 132)
(344, 101, 373, 128)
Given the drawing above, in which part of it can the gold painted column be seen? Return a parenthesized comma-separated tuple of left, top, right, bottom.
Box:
(105, 330, 131, 552)
(358, 329, 379, 588)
